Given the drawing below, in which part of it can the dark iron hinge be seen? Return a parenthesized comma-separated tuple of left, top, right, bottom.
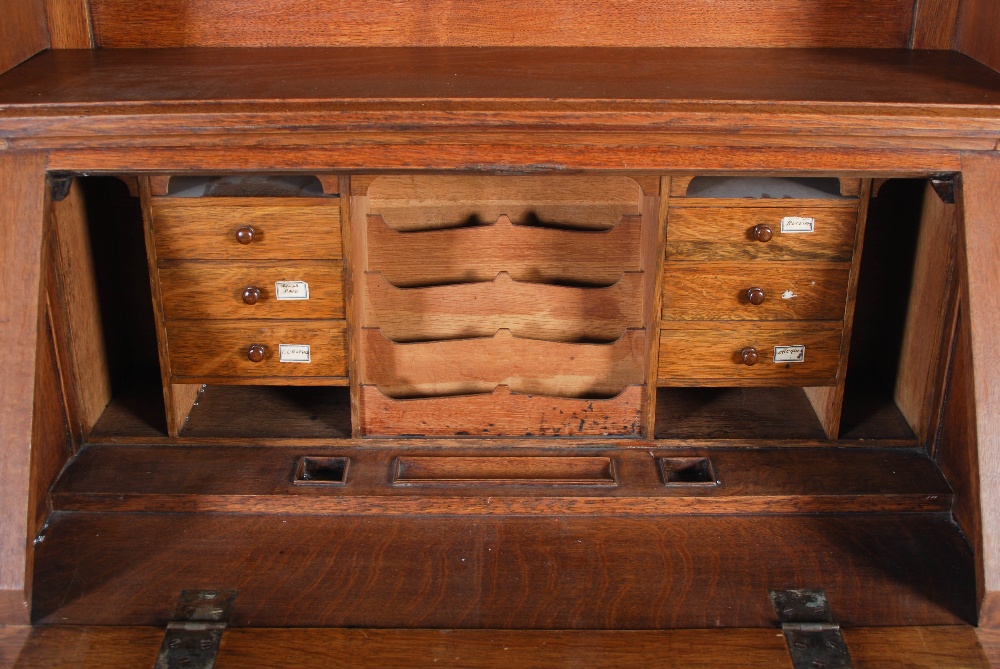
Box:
(930, 173, 959, 204)
(771, 589, 854, 669)
(154, 589, 236, 669)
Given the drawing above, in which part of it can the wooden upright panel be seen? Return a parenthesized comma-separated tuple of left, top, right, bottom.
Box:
(954, 0, 1000, 73)
(959, 152, 1000, 625)
(0, 152, 47, 623)
(88, 0, 915, 48)
(44, 0, 93, 48)
(911, 0, 962, 49)
(0, 0, 48, 75)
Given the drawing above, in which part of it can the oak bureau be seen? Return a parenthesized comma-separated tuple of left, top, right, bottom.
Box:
(3, 1, 1000, 665)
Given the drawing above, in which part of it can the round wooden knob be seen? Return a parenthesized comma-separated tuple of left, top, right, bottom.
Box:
(747, 287, 766, 305)
(740, 346, 759, 366)
(247, 344, 267, 363)
(235, 225, 256, 245)
(242, 286, 262, 305)
(753, 224, 773, 242)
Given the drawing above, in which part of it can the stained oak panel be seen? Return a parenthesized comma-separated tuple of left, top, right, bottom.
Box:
(363, 328, 645, 398)
(366, 271, 643, 342)
(86, 0, 915, 48)
(31, 512, 976, 627)
(367, 214, 640, 286)
(662, 262, 850, 321)
(361, 384, 643, 437)
(658, 322, 842, 386)
(167, 320, 348, 381)
(151, 198, 341, 261)
(666, 203, 858, 261)
(0, 0, 47, 75)
(159, 262, 345, 320)
(366, 175, 642, 231)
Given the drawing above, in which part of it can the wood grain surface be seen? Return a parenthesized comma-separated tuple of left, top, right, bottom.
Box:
(366, 271, 643, 342)
(959, 153, 1000, 607)
(85, 0, 915, 48)
(1, 625, 992, 669)
(151, 197, 342, 261)
(0, 152, 47, 623)
(661, 262, 850, 321)
(159, 261, 345, 320)
(30, 511, 976, 627)
(366, 175, 642, 231)
(44, 0, 93, 48)
(666, 203, 858, 261)
(955, 0, 1000, 73)
(167, 320, 348, 381)
(367, 213, 641, 286)
(361, 384, 643, 437)
(912, 0, 962, 49)
(363, 328, 645, 398)
(658, 322, 842, 385)
(0, 0, 47, 76)
(48, 443, 955, 516)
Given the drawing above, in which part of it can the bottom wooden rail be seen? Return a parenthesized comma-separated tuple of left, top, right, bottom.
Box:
(0, 626, 992, 669)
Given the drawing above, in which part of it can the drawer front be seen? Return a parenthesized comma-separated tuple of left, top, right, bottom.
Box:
(167, 320, 348, 380)
(666, 205, 857, 261)
(662, 262, 850, 321)
(159, 262, 345, 320)
(658, 324, 842, 385)
(151, 197, 341, 260)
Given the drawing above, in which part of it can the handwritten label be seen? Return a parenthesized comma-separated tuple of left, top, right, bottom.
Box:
(279, 344, 311, 363)
(780, 216, 815, 233)
(773, 345, 805, 363)
(275, 281, 309, 300)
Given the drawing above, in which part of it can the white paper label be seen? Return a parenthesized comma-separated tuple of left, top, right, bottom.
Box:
(279, 344, 311, 363)
(773, 345, 805, 363)
(780, 216, 815, 233)
(274, 281, 309, 300)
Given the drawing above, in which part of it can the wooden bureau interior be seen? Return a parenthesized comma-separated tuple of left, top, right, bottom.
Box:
(3, 0, 1000, 657)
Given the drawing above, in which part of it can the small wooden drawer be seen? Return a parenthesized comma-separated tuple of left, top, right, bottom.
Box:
(360, 384, 643, 437)
(167, 320, 348, 382)
(662, 262, 851, 321)
(658, 323, 842, 386)
(159, 262, 345, 320)
(151, 197, 341, 260)
(666, 202, 858, 261)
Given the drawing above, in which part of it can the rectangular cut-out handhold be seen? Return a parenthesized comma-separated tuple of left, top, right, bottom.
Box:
(365, 271, 643, 342)
(293, 456, 349, 485)
(360, 384, 643, 437)
(364, 327, 645, 398)
(393, 456, 617, 486)
(659, 457, 718, 486)
(367, 213, 641, 286)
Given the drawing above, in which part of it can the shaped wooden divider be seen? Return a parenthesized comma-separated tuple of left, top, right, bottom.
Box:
(365, 271, 643, 342)
(367, 214, 641, 286)
(361, 384, 644, 437)
(364, 327, 645, 398)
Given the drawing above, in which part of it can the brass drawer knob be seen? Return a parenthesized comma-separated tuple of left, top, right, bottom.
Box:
(242, 286, 262, 305)
(247, 344, 267, 363)
(740, 346, 759, 366)
(747, 287, 766, 305)
(753, 224, 773, 242)
(235, 225, 256, 245)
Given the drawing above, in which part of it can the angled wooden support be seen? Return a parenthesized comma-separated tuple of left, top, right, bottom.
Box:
(959, 152, 1000, 626)
(0, 152, 48, 623)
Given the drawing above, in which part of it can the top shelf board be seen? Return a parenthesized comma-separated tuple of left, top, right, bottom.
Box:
(2, 48, 1000, 164)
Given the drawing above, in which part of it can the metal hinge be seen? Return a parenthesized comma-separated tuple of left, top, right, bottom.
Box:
(154, 589, 236, 669)
(930, 173, 959, 204)
(49, 173, 74, 202)
(771, 589, 854, 669)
